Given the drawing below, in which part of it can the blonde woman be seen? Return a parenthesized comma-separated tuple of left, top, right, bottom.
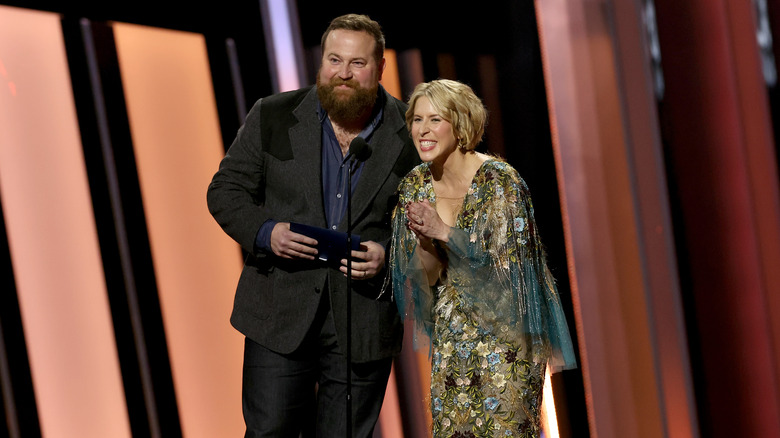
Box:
(389, 79, 576, 437)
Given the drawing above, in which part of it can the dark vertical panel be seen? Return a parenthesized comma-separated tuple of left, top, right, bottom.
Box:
(396, 49, 424, 101)
(207, 36, 248, 152)
(201, 2, 272, 150)
(0, 198, 41, 438)
(497, 3, 588, 436)
(763, 0, 780, 166)
(60, 17, 153, 438)
(62, 18, 182, 438)
(419, 51, 441, 83)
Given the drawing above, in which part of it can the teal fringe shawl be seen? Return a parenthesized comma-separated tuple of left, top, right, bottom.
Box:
(388, 160, 577, 373)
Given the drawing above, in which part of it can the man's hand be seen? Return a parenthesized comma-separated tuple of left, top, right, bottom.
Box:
(340, 240, 385, 280)
(270, 222, 318, 260)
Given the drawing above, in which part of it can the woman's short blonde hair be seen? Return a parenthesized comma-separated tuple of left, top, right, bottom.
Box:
(405, 79, 488, 151)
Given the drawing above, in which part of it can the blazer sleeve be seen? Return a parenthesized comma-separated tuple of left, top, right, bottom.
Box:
(207, 99, 273, 255)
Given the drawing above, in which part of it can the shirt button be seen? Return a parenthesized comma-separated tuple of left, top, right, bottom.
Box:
(336, 193, 342, 199)
(332, 225, 337, 230)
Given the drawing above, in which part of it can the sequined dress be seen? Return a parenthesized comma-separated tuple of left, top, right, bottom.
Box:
(389, 159, 577, 438)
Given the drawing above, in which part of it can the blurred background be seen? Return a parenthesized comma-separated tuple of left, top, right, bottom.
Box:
(0, 0, 779, 437)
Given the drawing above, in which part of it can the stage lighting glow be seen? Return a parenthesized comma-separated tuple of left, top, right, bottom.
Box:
(263, 0, 301, 92)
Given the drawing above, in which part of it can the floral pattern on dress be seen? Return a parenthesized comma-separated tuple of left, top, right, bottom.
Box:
(389, 159, 577, 438)
(429, 281, 546, 437)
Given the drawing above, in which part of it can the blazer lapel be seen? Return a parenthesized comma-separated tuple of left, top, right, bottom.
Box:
(341, 93, 408, 230)
(290, 89, 327, 227)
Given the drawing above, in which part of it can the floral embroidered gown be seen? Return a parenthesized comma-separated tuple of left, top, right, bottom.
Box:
(389, 159, 577, 438)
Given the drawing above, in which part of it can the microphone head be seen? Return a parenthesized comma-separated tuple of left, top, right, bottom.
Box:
(348, 137, 371, 160)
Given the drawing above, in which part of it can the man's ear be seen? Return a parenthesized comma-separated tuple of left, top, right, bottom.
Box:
(378, 57, 386, 82)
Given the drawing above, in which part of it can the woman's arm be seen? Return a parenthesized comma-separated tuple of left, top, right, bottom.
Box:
(415, 237, 444, 286)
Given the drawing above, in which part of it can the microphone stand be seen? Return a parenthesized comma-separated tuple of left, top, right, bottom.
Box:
(345, 155, 355, 438)
(342, 136, 367, 437)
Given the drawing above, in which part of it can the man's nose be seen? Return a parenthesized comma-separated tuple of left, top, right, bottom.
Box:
(338, 63, 352, 79)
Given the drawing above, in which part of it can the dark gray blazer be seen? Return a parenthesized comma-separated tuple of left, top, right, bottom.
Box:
(207, 86, 420, 362)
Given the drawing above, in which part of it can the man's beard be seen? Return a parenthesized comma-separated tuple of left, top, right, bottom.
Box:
(317, 75, 379, 125)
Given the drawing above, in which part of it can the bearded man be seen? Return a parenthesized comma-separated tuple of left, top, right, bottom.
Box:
(207, 13, 420, 438)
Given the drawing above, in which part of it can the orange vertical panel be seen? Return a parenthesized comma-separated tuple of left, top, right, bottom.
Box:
(414, 344, 433, 435)
(374, 49, 406, 437)
(608, 1, 700, 436)
(0, 6, 131, 437)
(377, 366, 403, 437)
(112, 23, 244, 437)
(381, 48, 402, 100)
(535, 0, 684, 436)
(387, 46, 431, 436)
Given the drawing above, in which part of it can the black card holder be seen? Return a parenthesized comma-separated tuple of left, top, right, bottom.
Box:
(289, 223, 361, 262)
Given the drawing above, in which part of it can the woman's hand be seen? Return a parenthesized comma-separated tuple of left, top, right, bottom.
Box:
(406, 200, 449, 242)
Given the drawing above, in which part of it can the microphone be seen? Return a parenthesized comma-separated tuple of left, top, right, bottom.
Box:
(345, 137, 370, 163)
